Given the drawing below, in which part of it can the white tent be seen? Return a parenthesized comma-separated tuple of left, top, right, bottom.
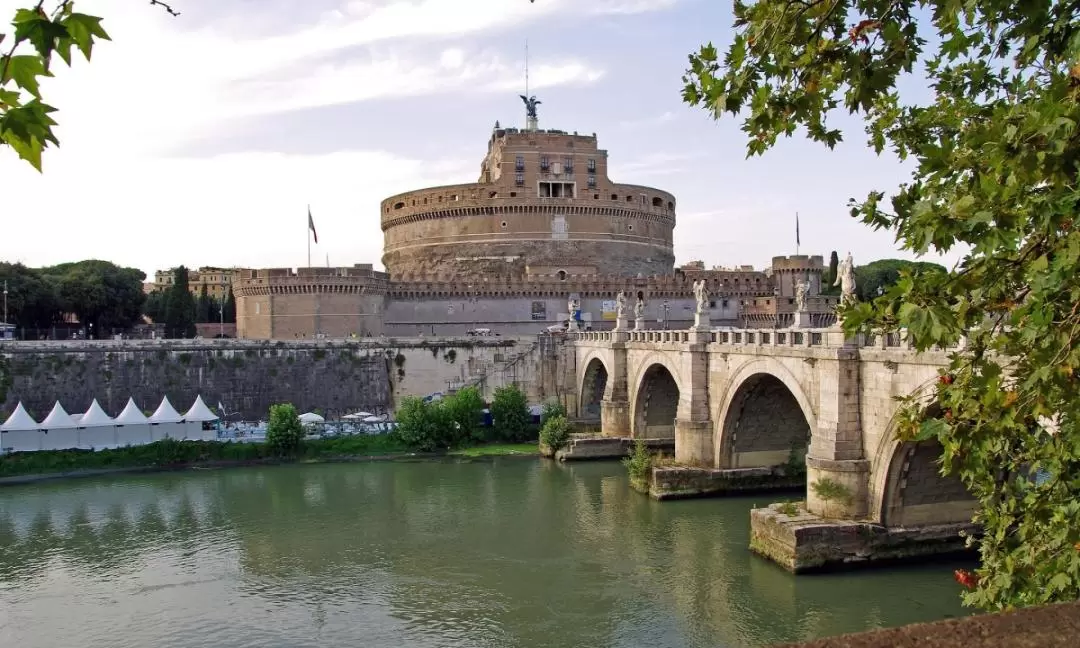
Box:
(1, 402, 41, 453)
(40, 401, 80, 451)
(342, 411, 373, 420)
(115, 398, 152, 447)
(182, 395, 219, 441)
(298, 412, 325, 425)
(78, 399, 117, 450)
(149, 396, 184, 441)
(69, 413, 85, 424)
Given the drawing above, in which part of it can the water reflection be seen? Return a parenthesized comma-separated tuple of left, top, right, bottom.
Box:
(0, 460, 970, 648)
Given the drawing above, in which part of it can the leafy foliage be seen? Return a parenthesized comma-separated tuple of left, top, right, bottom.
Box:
(163, 266, 196, 339)
(854, 258, 946, 301)
(442, 386, 485, 444)
(266, 403, 304, 456)
(0, 260, 145, 334)
(0, 2, 110, 169)
(622, 439, 653, 490)
(539, 414, 572, 452)
(683, 0, 1080, 610)
(540, 399, 567, 428)
(490, 384, 531, 442)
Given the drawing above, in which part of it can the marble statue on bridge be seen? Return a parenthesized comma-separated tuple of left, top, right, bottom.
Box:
(795, 278, 808, 313)
(835, 252, 857, 306)
(693, 279, 709, 315)
(615, 292, 627, 318)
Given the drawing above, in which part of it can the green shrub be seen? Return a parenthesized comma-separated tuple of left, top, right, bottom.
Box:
(540, 399, 567, 428)
(623, 439, 652, 490)
(491, 385, 531, 442)
(392, 397, 446, 452)
(266, 403, 304, 455)
(539, 415, 572, 452)
(443, 387, 485, 445)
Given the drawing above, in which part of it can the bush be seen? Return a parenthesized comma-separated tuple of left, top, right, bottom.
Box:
(539, 415, 572, 452)
(540, 399, 567, 428)
(491, 385, 531, 442)
(623, 439, 652, 491)
(392, 396, 445, 452)
(443, 386, 485, 445)
(266, 403, 304, 455)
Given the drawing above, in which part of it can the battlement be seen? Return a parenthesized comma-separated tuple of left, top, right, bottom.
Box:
(771, 255, 825, 271)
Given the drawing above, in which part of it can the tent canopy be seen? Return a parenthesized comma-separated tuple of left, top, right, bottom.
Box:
(149, 396, 182, 423)
(298, 412, 324, 424)
(184, 395, 219, 422)
(40, 402, 76, 429)
(115, 398, 149, 425)
(80, 399, 114, 427)
(342, 411, 373, 420)
(1, 402, 39, 431)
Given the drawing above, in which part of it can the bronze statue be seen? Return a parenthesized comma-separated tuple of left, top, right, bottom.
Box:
(520, 94, 541, 119)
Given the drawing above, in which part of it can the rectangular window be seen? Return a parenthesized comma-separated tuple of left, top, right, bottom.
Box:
(515, 155, 524, 171)
(540, 155, 549, 170)
(587, 175, 596, 187)
(564, 157, 573, 172)
(515, 173, 524, 186)
(587, 158, 596, 172)
(538, 181, 576, 198)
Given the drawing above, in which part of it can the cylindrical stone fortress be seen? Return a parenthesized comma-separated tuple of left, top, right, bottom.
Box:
(380, 128, 676, 279)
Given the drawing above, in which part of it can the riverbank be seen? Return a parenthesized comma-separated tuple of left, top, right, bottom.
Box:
(0, 438, 539, 486)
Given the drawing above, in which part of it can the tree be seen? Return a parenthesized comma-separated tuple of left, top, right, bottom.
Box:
(442, 386, 485, 444)
(222, 289, 236, 324)
(266, 403, 304, 455)
(491, 385, 531, 442)
(195, 284, 212, 323)
(682, 1, 1080, 611)
(821, 251, 840, 294)
(0, 262, 58, 328)
(163, 266, 195, 339)
(143, 290, 165, 323)
(1, 1, 177, 170)
(39, 260, 145, 334)
(392, 396, 449, 452)
(855, 259, 946, 301)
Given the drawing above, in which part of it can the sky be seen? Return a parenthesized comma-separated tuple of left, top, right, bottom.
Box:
(0, 0, 961, 279)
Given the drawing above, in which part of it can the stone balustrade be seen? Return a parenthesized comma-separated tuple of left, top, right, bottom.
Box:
(572, 327, 967, 351)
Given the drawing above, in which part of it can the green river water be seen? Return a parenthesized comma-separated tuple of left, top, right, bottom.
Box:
(0, 458, 971, 648)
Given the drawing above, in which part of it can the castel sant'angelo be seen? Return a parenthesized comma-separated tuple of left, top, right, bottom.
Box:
(232, 98, 839, 340)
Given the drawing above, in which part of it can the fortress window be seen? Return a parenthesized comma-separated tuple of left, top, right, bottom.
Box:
(538, 181, 575, 198)
(515, 156, 525, 171)
(564, 157, 573, 172)
(501, 221, 508, 228)
(393, 202, 404, 210)
(540, 155, 549, 170)
(667, 201, 674, 210)
(587, 175, 596, 188)
(515, 174, 524, 186)
(587, 158, 596, 172)
(451, 194, 460, 201)
(626, 195, 633, 203)
(610, 193, 618, 200)
(593, 193, 599, 199)
(722, 299, 729, 308)
(651, 196, 663, 207)
(627, 224, 634, 231)
(557, 270, 567, 281)
(510, 191, 517, 197)
(489, 191, 497, 198)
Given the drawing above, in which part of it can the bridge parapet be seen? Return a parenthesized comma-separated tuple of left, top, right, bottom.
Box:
(573, 327, 967, 353)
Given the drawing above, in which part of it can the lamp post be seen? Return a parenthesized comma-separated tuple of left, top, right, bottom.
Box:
(2, 279, 7, 326)
(219, 292, 225, 339)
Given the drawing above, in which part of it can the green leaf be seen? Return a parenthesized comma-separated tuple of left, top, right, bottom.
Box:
(1, 55, 51, 98)
(916, 418, 948, 442)
(62, 13, 111, 61)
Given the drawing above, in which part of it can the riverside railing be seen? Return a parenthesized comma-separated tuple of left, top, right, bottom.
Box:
(571, 327, 967, 352)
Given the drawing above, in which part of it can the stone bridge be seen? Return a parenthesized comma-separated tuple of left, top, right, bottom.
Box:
(568, 326, 977, 531)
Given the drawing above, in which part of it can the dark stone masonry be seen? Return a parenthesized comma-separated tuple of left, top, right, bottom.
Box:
(0, 340, 394, 421)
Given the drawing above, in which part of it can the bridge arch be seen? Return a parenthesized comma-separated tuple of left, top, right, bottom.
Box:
(714, 359, 817, 469)
(872, 389, 978, 526)
(578, 356, 609, 421)
(629, 354, 684, 440)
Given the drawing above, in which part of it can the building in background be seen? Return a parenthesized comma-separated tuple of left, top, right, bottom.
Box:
(152, 266, 237, 300)
(216, 99, 838, 339)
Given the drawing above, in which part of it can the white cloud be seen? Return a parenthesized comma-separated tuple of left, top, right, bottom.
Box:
(609, 152, 699, 178)
(0, 0, 681, 276)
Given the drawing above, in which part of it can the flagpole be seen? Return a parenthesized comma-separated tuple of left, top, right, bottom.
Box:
(795, 211, 800, 256)
(307, 204, 311, 268)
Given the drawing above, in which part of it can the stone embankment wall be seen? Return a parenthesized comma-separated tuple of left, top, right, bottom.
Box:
(0, 337, 550, 422)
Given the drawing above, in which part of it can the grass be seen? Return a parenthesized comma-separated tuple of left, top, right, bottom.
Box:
(449, 443, 539, 457)
(0, 436, 540, 479)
